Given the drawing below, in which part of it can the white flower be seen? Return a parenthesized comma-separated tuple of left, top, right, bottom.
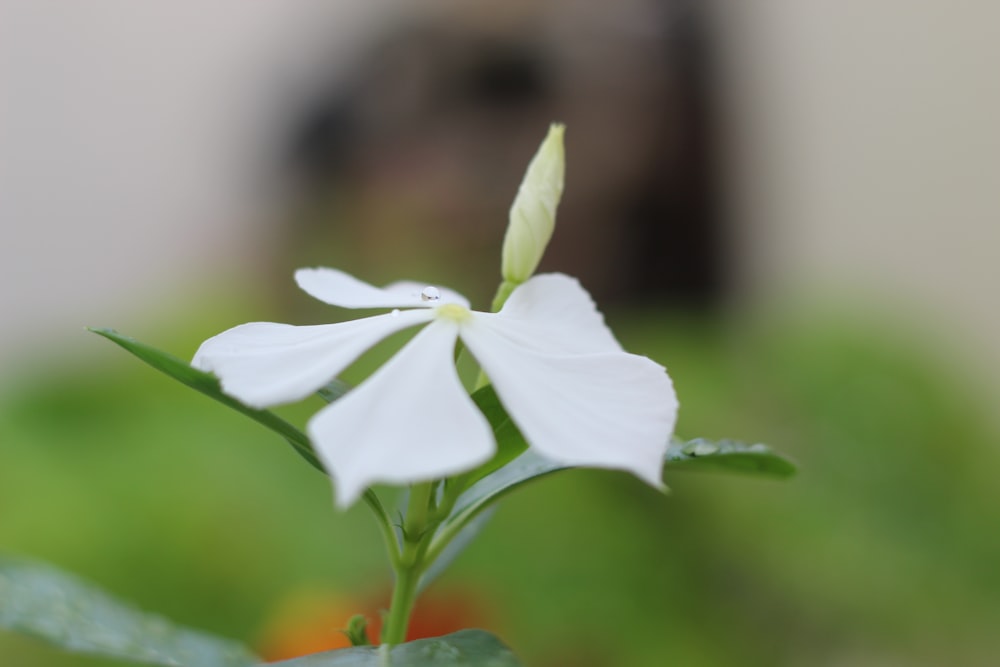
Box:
(193, 268, 678, 507)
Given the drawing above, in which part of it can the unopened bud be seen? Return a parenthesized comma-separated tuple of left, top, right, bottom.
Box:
(500, 123, 565, 285)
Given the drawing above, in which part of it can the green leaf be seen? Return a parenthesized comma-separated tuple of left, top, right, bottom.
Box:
(0, 555, 259, 667)
(454, 388, 796, 524)
(421, 450, 562, 572)
(441, 451, 563, 538)
(428, 436, 796, 567)
(266, 630, 521, 666)
(89, 328, 325, 473)
(666, 438, 798, 478)
(453, 435, 796, 526)
(89, 330, 401, 557)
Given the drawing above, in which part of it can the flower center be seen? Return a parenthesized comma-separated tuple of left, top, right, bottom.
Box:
(435, 303, 472, 322)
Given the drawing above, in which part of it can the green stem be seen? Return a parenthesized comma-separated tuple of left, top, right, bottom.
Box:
(473, 369, 491, 392)
(401, 483, 434, 551)
(362, 489, 401, 569)
(377, 278, 533, 646)
(490, 279, 518, 312)
(422, 505, 476, 568)
(382, 564, 420, 646)
(381, 482, 435, 645)
(415, 480, 470, 573)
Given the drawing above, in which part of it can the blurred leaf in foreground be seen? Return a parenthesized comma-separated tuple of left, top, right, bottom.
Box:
(0, 554, 259, 667)
(267, 629, 521, 666)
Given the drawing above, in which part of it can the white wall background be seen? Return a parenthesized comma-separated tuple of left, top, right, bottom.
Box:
(0, 0, 406, 378)
(712, 1, 1000, 370)
(2, 1, 998, 386)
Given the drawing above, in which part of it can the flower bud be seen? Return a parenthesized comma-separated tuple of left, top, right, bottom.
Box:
(501, 123, 565, 284)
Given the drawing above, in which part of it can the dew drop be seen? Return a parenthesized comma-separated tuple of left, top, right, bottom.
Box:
(391, 308, 400, 317)
(420, 286, 441, 302)
(692, 441, 719, 457)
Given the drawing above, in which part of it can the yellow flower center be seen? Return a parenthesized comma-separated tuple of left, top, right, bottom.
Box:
(435, 303, 472, 322)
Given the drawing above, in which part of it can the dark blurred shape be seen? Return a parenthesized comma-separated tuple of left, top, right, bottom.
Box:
(285, 24, 550, 185)
(624, 0, 722, 306)
(279, 1, 722, 308)
(458, 39, 549, 107)
(289, 91, 360, 188)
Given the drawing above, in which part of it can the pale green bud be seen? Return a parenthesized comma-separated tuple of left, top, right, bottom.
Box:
(501, 123, 565, 285)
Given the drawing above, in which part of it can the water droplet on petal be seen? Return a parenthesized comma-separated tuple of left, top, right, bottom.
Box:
(420, 286, 441, 302)
(391, 309, 400, 317)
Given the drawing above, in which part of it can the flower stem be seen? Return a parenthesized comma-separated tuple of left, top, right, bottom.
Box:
(490, 279, 518, 312)
(381, 482, 435, 645)
(362, 489, 401, 569)
(382, 563, 420, 646)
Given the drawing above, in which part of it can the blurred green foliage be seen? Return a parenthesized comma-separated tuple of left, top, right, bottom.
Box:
(1, 303, 998, 666)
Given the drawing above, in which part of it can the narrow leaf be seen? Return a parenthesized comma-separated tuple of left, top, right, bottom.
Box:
(434, 436, 796, 562)
(448, 450, 563, 528)
(265, 629, 521, 666)
(90, 330, 398, 563)
(0, 555, 259, 667)
(666, 438, 797, 477)
(89, 328, 325, 473)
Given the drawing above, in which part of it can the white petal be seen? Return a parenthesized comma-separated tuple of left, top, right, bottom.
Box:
(382, 280, 469, 308)
(309, 320, 495, 507)
(192, 308, 434, 408)
(498, 273, 622, 354)
(295, 267, 469, 309)
(460, 314, 677, 487)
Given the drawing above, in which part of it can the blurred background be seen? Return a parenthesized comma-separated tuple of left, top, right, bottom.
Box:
(2, 1, 999, 665)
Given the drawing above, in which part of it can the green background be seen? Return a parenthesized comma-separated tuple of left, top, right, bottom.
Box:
(2, 301, 999, 666)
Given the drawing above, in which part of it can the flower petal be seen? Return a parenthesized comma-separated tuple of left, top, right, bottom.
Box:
(295, 267, 469, 309)
(309, 320, 495, 507)
(192, 308, 434, 408)
(382, 280, 469, 308)
(460, 314, 677, 487)
(493, 273, 623, 355)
